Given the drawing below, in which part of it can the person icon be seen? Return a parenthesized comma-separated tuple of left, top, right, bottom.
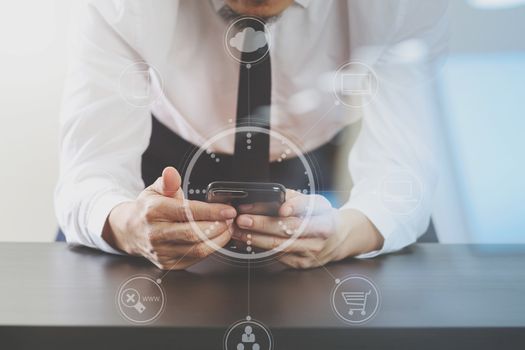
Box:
(235, 340, 259, 350)
(241, 325, 255, 343)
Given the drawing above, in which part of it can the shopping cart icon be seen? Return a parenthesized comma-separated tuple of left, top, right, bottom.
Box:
(341, 290, 371, 316)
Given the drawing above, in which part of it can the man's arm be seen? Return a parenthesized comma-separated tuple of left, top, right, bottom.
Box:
(55, 1, 238, 270)
(233, 0, 449, 267)
(55, 0, 151, 253)
(343, 0, 448, 257)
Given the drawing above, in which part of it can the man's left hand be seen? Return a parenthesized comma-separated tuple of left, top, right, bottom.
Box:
(233, 190, 384, 269)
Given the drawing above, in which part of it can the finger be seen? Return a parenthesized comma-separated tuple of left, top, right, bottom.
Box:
(278, 253, 318, 269)
(149, 220, 230, 244)
(236, 212, 336, 238)
(153, 227, 233, 258)
(233, 230, 325, 254)
(236, 214, 299, 237)
(152, 197, 237, 222)
(147, 167, 184, 199)
(151, 257, 202, 271)
(285, 189, 301, 199)
(186, 228, 233, 258)
(279, 192, 332, 217)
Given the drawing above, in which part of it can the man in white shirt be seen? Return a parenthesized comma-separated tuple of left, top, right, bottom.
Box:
(55, 0, 447, 269)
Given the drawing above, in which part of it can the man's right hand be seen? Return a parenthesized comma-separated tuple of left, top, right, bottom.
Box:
(102, 167, 237, 270)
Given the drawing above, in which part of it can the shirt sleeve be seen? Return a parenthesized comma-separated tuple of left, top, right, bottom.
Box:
(342, 0, 449, 257)
(54, 0, 154, 254)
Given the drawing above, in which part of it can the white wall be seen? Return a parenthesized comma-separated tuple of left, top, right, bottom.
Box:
(0, 0, 71, 241)
(432, 0, 525, 243)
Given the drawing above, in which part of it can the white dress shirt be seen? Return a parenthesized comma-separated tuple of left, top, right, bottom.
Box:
(55, 0, 448, 256)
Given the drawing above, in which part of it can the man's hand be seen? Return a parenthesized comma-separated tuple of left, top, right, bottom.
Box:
(233, 190, 384, 269)
(102, 167, 237, 270)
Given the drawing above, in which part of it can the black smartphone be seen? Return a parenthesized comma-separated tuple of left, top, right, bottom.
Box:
(206, 181, 286, 216)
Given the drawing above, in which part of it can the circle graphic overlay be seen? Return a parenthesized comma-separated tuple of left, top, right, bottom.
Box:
(119, 61, 164, 108)
(224, 16, 271, 65)
(331, 275, 381, 325)
(333, 61, 379, 108)
(224, 318, 273, 350)
(182, 126, 316, 262)
(379, 170, 423, 216)
(116, 275, 166, 324)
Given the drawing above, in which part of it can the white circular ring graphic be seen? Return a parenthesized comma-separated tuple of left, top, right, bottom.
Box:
(182, 126, 316, 261)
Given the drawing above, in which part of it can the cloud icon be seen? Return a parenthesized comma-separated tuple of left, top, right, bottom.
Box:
(229, 27, 268, 53)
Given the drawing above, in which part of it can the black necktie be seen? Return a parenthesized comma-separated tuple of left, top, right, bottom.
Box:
(233, 20, 271, 182)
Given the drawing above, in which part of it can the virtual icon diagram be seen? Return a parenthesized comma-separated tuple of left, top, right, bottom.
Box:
(119, 61, 163, 107)
(380, 170, 423, 215)
(239, 325, 258, 349)
(224, 319, 272, 350)
(333, 61, 378, 108)
(331, 275, 380, 324)
(116, 276, 165, 324)
(182, 126, 315, 263)
(340, 73, 373, 96)
(121, 288, 146, 314)
(229, 27, 267, 53)
(341, 290, 372, 316)
(224, 17, 271, 64)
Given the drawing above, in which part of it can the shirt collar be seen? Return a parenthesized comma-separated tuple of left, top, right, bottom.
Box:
(211, 0, 310, 13)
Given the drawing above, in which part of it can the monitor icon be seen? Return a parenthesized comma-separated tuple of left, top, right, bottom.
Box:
(380, 171, 422, 215)
(340, 73, 372, 96)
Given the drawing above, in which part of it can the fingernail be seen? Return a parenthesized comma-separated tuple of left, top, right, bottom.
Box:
(237, 215, 253, 228)
(220, 208, 237, 219)
(281, 205, 293, 217)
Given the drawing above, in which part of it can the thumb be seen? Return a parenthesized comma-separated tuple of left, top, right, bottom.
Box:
(151, 167, 182, 198)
